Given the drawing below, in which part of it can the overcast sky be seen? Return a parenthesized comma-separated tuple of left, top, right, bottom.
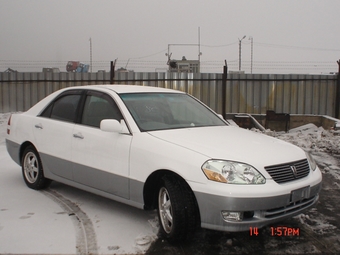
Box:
(1, 0, 340, 73)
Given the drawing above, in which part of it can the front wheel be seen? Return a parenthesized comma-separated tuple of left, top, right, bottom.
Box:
(157, 175, 199, 243)
(22, 145, 51, 190)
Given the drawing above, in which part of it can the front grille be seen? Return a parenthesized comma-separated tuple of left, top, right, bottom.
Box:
(265, 159, 310, 184)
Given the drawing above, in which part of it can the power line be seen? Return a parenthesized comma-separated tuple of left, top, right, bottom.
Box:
(250, 42, 340, 52)
(1, 59, 338, 73)
(199, 40, 340, 52)
(126, 49, 168, 59)
(201, 42, 238, 48)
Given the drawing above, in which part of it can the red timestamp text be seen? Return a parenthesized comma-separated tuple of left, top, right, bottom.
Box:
(270, 226, 300, 236)
(249, 226, 300, 236)
(249, 227, 260, 236)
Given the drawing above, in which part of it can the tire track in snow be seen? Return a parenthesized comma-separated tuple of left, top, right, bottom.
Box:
(43, 188, 98, 255)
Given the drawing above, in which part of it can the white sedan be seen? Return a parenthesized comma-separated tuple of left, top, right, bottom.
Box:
(6, 85, 322, 243)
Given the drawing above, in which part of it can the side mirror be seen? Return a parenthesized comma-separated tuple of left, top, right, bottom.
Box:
(100, 119, 122, 133)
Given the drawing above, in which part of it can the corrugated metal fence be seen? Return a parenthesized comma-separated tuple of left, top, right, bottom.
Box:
(0, 71, 338, 117)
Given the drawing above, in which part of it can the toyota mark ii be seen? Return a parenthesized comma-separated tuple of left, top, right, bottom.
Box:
(6, 85, 322, 242)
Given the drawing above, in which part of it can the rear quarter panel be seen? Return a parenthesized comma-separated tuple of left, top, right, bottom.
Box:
(6, 113, 36, 164)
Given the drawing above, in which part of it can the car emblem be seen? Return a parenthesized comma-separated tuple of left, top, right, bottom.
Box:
(290, 165, 298, 178)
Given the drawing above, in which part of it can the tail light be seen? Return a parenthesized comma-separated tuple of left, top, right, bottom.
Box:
(7, 114, 12, 135)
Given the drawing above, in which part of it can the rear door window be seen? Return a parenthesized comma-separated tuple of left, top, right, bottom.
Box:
(41, 93, 82, 123)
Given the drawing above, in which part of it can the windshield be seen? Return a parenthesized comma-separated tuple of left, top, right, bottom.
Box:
(120, 93, 227, 132)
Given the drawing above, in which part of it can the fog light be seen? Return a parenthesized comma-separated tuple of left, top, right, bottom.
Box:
(221, 211, 244, 221)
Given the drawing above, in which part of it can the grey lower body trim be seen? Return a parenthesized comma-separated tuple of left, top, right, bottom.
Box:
(5, 139, 21, 165)
(195, 182, 322, 232)
(41, 153, 74, 180)
(6, 140, 146, 211)
(40, 152, 145, 209)
(72, 161, 129, 199)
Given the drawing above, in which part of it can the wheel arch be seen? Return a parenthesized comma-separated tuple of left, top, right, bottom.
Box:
(144, 169, 201, 242)
(19, 141, 36, 165)
(143, 169, 199, 215)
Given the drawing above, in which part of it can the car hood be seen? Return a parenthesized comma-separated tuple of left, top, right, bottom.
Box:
(149, 126, 306, 170)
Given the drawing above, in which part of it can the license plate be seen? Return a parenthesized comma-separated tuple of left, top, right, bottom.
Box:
(290, 186, 310, 202)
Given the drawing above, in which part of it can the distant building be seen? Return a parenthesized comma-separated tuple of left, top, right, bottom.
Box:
(168, 56, 200, 73)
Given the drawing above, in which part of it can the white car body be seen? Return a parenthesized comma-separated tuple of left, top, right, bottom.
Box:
(6, 85, 322, 241)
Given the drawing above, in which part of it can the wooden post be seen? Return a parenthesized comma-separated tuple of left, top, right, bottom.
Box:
(336, 60, 340, 119)
(110, 60, 116, 84)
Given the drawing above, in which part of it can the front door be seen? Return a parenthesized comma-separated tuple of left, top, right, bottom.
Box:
(71, 91, 132, 199)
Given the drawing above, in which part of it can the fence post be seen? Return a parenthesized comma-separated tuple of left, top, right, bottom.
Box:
(222, 60, 228, 119)
(336, 60, 340, 119)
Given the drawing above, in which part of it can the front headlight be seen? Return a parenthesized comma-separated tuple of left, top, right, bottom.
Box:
(202, 160, 266, 184)
(305, 151, 317, 171)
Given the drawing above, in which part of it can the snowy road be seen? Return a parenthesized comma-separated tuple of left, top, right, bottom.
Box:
(0, 112, 159, 254)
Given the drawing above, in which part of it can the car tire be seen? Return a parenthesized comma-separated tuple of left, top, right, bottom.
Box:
(157, 175, 198, 243)
(22, 145, 51, 190)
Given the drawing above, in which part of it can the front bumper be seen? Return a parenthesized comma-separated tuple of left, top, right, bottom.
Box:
(194, 181, 322, 232)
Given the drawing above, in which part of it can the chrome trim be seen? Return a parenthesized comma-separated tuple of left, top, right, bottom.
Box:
(265, 159, 310, 183)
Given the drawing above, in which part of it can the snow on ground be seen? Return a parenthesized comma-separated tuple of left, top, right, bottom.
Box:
(256, 123, 340, 246)
(259, 124, 340, 182)
(0, 113, 158, 255)
(275, 123, 340, 155)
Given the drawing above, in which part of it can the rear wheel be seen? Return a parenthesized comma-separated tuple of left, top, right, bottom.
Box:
(157, 175, 198, 243)
(22, 145, 51, 190)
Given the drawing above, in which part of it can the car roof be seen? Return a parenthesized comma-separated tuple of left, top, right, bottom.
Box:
(25, 84, 185, 116)
(82, 84, 185, 94)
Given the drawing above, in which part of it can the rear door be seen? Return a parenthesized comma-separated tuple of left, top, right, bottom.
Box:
(33, 91, 82, 180)
(71, 90, 132, 199)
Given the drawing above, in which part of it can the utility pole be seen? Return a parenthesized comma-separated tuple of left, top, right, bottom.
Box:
(89, 37, 92, 72)
(198, 27, 202, 73)
(238, 35, 246, 71)
(249, 36, 253, 74)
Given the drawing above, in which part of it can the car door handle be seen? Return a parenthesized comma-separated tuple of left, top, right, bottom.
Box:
(73, 133, 84, 139)
(34, 123, 43, 129)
